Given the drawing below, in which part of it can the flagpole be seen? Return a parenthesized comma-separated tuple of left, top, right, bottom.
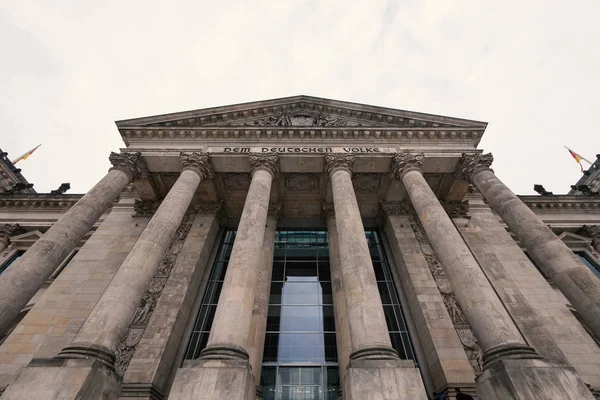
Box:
(564, 146, 592, 165)
(12, 144, 42, 165)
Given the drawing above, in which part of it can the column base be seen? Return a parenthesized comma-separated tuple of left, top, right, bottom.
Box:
(476, 358, 595, 399)
(343, 358, 428, 400)
(349, 345, 399, 361)
(170, 359, 255, 400)
(198, 344, 249, 360)
(1, 358, 120, 400)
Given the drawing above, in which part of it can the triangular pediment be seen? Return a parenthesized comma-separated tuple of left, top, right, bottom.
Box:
(558, 231, 593, 246)
(116, 95, 487, 130)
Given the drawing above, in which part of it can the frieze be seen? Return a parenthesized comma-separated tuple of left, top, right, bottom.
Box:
(229, 112, 348, 127)
(223, 173, 251, 192)
(522, 200, 600, 210)
(441, 200, 470, 219)
(285, 174, 319, 193)
(0, 196, 81, 209)
(352, 174, 380, 194)
(411, 221, 484, 375)
(379, 201, 413, 217)
(114, 207, 195, 377)
(133, 199, 161, 217)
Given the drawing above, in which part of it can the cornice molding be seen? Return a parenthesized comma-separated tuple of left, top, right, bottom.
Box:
(520, 197, 600, 211)
(0, 195, 83, 210)
(119, 126, 484, 143)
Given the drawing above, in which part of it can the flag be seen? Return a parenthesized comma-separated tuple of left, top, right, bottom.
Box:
(565, 146, 591, 172)
(12, 144, 41, 165)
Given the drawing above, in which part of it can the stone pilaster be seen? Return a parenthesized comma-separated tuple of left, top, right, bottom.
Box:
(457, 153, 600, 340)
(325, 154, 428, 399)
(0, 152, 147, 335)
(0, 224, 25, 253)
(579, 225, 600, 252)
(322, 203, 352, 387)
(247, 202, 280, 390)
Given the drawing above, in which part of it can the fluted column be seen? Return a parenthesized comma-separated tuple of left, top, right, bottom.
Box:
(325, 154, 398, 361)
(580, 225, 600, 252)
(61, 152, 212, 364)
(0, 152, 147, 334)
(457, 153, 600, 339)
(247, 202, 280, 386)
(0, 224, 26, 253)
(200, 153, 279, 360)
(322, 203, 352, 383)
(391, 153, 536, 365)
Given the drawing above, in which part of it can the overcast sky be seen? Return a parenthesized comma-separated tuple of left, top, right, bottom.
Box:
(1, 1, 598, 195)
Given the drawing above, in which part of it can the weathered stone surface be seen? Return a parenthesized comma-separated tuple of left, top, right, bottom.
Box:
(459, 153, 600, 340)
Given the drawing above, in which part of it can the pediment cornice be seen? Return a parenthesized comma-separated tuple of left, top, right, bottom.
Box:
(116, 95, 487, 132)
(519, 195, 600, 211)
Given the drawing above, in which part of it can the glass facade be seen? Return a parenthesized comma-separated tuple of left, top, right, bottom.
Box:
(185, 229, 416, 399)
(575, 251, 600, 279)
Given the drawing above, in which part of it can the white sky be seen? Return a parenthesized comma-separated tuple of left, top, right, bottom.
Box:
(1, 1, 598, 194)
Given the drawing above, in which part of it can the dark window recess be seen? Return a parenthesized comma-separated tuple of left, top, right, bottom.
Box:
(0, 250, 25, 275)
(575, 252, 600, 279)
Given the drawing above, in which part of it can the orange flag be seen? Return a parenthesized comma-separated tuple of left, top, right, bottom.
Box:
(565, 147, 591, 172)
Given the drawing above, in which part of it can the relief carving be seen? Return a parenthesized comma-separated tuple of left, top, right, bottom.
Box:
(230, 112, 348, 127)
(114, 205, 195, 377)
(0, 224, 26, 240)
(352, 174, 380, 194)
(411, 219, 483, 375)
(223, 173, 251, 192)
(441, 200, 470, 219)
(286, 174, 318, 192)
(133, 199, 161, 217)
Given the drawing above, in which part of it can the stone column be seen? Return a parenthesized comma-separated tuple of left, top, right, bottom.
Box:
(322, 203, 352, 385)
(60, 152, 212, 364)
(325, 154, 427, 400)
(0, 152, 147, 334)
(393, 153, 595, 400)
(247, 202, 280, 387)
(0, 224, 25, 253)
(457, 153, 600, 339)
(325, 154, 397, 361)
(579, 225, 600, 252)
(199, 153, 279, 361)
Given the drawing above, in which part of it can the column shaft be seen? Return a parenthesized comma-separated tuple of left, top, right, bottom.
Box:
(464, 156, 600, 339)
(393, 154, 533, 362)
(67, 167, 203, 357)
(201, 155, 277, 360)
(324, 207, 352, 382)
(326, 154, 397, 360)
(0, 154, 141, 333)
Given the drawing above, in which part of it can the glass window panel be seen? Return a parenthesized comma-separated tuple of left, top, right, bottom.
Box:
(401, 332, 415, 361)
(267, 306, 281, 331)
(383, 305, 400, 331)
(320, 282, 333, 305)
(204, 281, 223, 305)
(280, 282, 320, 305)
(377, 282, 392, 304)
(274, 247, 286, 261)
(278, 333, 324, 363)
(372, 261, 385, 281)
(323, 306, 336, 331)
(279, 306, 322, 332)
(390, 332, 407, 359)
(210, 261, 228, 281)
(393, 304, 407, 331)
(193, 305, 209, 331)
(318, 262, 331, 281)
(202, 305, 217, 332)
(216, 244, 232, 261)
(576, 252, 600, 279)
(324, 333, 338, 362)
(301, 367, 321, 385)
(279, 367, 299, 384)
(269, 282, 283, 304)
(263, 333, 279, 362)
(261, 366, 276, 385)
(185, 332, 200, 359)
(286, 262, 318, 280)
(317, 249, 330, 261)
(272, 261, 285, 281)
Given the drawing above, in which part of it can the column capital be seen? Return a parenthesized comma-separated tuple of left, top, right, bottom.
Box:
(321, 202, 335, 221)
(109, 152, 149, 180)
(180, 152, 214, 180)
(389, 153, 424, 180)
(267, 202, 282, 220)
(456, 153, 494, 182)
(325, 154, 355, 176)
(0, 223, 26, 240)
(249, 152, 280, 178)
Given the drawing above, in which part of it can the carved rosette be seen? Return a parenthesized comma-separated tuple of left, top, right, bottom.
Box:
(324, 154, 355, 176)
(133, 199, 162, 217)
(285, 174, 319, 192)
(267, 202, 283, 220)
(389, 153, 424, 181)
(109, 152, 149, 180)
(249, 152, 280, 178)
(0, 224, 26, 241)
(114, 206, 196, 377)
(352, 174, 380, 194)
(456, 153, 494, 182)
(441, 200, 470, 219)
(321, 202, 335, 221)
(180, 152, 214, 180)
(411, 219, 484, 375)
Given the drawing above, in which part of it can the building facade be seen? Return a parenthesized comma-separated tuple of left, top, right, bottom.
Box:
(0, 96, 599, 399)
